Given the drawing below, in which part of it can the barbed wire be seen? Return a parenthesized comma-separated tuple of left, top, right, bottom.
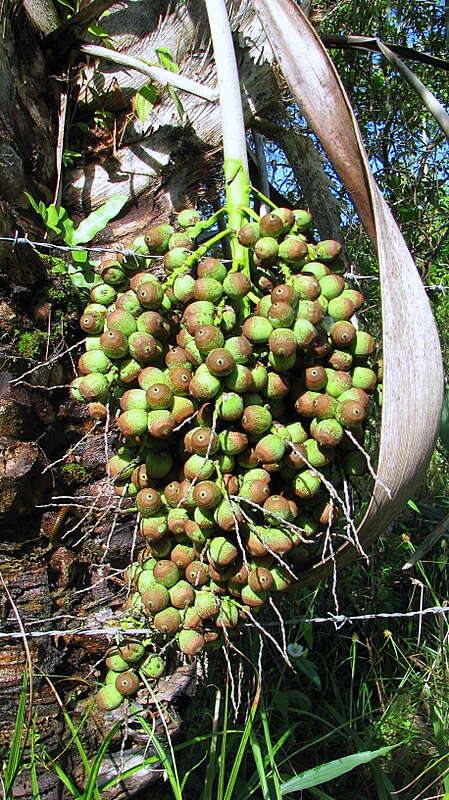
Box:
(1, 235, 449, 291)
(1, 604, 449, 641)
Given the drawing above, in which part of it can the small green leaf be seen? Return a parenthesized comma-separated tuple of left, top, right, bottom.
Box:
(156, 47, 179, 72)
(407, 498, 421, 513)
(45, 204, 63, 233)
(168, 86, 184, 119)
(24, 191, 40, 214)
(134, 84, 158, 123)
(71, 249, 89, 263)
(68, 263, 101, 291)
(280, 746, 395, 793)
(71, 194, 128, 245)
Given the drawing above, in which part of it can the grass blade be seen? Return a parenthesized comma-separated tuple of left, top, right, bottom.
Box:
(84, 722, 121, 800)
(202, 688, 222, 800)
(280, 746, 394, 793)
(248, 726, 271, 799)
(223, 681, 261, 800)
(4, 668, 28, 793)
(260, 698, 283, 800)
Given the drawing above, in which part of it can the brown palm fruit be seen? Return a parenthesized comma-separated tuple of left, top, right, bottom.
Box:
(224, 365, 253, 393)
(136, 281, 164, 309)
(184, 520, 210, 549)
(163, 481, 182, 507)
(316, 239, 342, 262)
(217, 392, 244, 421)
(237, 446, 260, 469)
(129, 271, 151, 291)
(153, 560, 180, 589)
(132, 464, 151, 489)
(167, 366, 191, 397)
(292, 319, 318, 352)
(270, 285, 295, 306)
(222, 272, 251, 299)
(206, 348, 235, 377)
(172, 396, 196, 425)
(294, 470, 322, 499)
(268, 302, 295, 328)
(140, 654, 165, 679)
(208, 536, 239, 566)
(77, 349, 111, 376)
(185, 560, 209, 586)
(166, 346, 190, 369)
(241, 405, 272, 437)
(314, 500, 339, 526)
(169, 580, 195, 609)
(247, 567, 273, 592)
(140, 516, 168, 541)
(178, 480, 196, 509)
(145, 383, 173, 411)
(144, 224, 174, 253)
(118, 641, 145, 664)
(196, 257, 226, 282)
(330, 321, 356, 347)
(106, 309, 137, 337)
(99, 330, 128, 359)
(194, 277, 223, 304)
(194, 591, 220, 619)
(263, 495, 294, 523)
(153, 607, 181, 634)
(350, 331, 376, 357)
(264, 371, 290, 399)
(241, 585, 267, 607)
(163, 247, 189, 273)
(190, 427, 218, 456)
(278, 236, 308, 265)
(128, 332, 159, 364)
(221, 560, 248, 584)
(238, 222, 261, 247)
(80, 307, 106, 335)
(224, 336, 253, 364)
(218, 430, 248, 455)
(222, 473, 239, 494)
(171, 544, 195, 569)
(137, 310, 168, 339)
(259, 212, 284, 238)
(327, 296, 355, 321)
(178, 629, 205, 655)
(312, 393, 337, 420)
(183, 454, 214, 481)
(319, 273, 345, 300)
(327, 350, 353, 371)
(343, 451, 368, 476)
(136, 488, 162, 517)
(245, 527, 269, 557)
(239, 479, 271, 504)
(147, 409, 176, 438)
(141, 584, 170, 613)
(283, 445, 307, 472)
(335, 399, 366, 427)
(274, 207, 295, 231)
(310, 418, 344, 448)
(296, 300, 323, 325)
(268, 328, 297, 359)
(304, 365, 327, 391)
(182, 607, 203, 630)
(255, 434, 285, 463)
(96, 685, 123, 711)
(215, 500, 243, 532)
(182, 302, 215, 334)
(193, 481, 222, 510)
(105, 648, 131, 672)
(325, 370, 352, 398)
(294, 391, 321, 417)
(352, 366, 377, 390)
(341, 288, 364, 310)
(167, 508, 189, 535)
(291, 274, 320, 301)
(88, 401, 108, 420)
(117, 409, 148, 437)
(120, 389, 148, 412)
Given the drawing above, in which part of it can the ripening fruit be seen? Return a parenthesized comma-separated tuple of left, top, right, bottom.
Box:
(145, 224, 174, 254)
(169, 580, 195, 609)
(269, 328, 297, 358)
(106, 309, 137, 337)
(222, 272, 251, 299)
(335, 399, 366, 427)
(352, 366, 377, 390)
(117, 408, 148, 437)
(259, 212, 284, 238)
(77, 350, 111, 375)
(217, 392, 244, 421)
(310, 418, 344, 448)
(78, 373, 109, 403)
(241, 585, 267, 607)
(185, 560, 209, 586)
(80, 309, 106, 335)
(255, 434, 285, 463)
(278, 236, 308, 264)
(327, 296, 355, 321)
(140, 655, 165, 678)
(315, 239, 342, 262)
(238, 222, 261, 247)
(100, 330, 128, 359)
(153, 607, 181, 634)
(241, 405, 272, 437)
(153, 560, 180, 588)
(96, 685, 123, 711)
(118, 641, 145, 663)
(193, 481, 222, 509)
(141, 584, 170, 613)
(178, 629, 205, 655)
(90, 283, 117, 306)
(197, 257, 227, 282)
(115, 670, 140, 697)
(350, 331, 376, 357)
(194, 591, 220, 619)
(208, 536, 238, 566)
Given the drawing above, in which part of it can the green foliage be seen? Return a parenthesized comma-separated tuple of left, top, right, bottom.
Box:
(15, 330, 47, 359)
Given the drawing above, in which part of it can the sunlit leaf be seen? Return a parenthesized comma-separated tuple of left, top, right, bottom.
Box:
(156, 47, 179, 72)
(71, 194, 128, 245)
(134, 84, 158, 123)
(280, 746, 394, 793)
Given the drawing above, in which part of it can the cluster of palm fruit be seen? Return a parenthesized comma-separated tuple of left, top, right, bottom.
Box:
(69, 205, 380, 710)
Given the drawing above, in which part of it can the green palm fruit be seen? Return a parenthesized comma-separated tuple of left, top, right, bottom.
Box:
(153, 560, 180, 588)
(239, 479, 271, 504)
(118, 640, 146, 664)
(317, 295, 328, 313)
(145, 224, 175, 254)
(194, 591, 220, 619)
(268, 328, 297, 358)
(269, 566, 293, 592)
(291, 274, 320, 300)
(311, 393, 336, 420)
(140, 655, 165, 678)
(301, 261, 330, 279)
(106, 309, 137, 337)
(310, 418, 344, 448)
(350, 331, 376, 357)
(268, 301, 295, 328)
(267, 351, 295, 372)
(101, 264, 126, 285)
(319, 273, 345, 300)
(259, 212, 284, 238)
(140, 515, 169, 541)
(352, 366, 377, 390)
(335, 399, 366, 427)
(147, 535, 174, 559)
(292, 318, 318, 348)
(77, 350, 111, 375)
(296, 299, 323, 324)
(120, 389, 148, 411)
(278, 236, 308, 264)
(215, 598, 239, 629)
(141, 584, 170, 613)
(218, 430, 248, 455)
(182, 300, 215, 332)
(285, 421, 308, 444)
(105, 669, 122, 685)
(294, 470, 322, 499)
(145, 450, 173, 478)
(238, 222, 261, 247)
(327, 296, 355, 321)
(296, 512, 319, 536)
(178, 209, 201, 228)
(343, 451, 368, 476)
(153, 607, 181, 634)
(223, 365, 252, 393)
(117, 408, 148, 437)
(116, 290, 141, 317)
(197, 257, 227, 282)
(222, 272, 251, 299)
(325, 369, 352, 398)
(208, 536, 238, 566)
(167, 507, 189, 535)
(173, 274, 195, 304)
(263, 495, 293, 524)
(193, 277, 223, 304)
(264, 526, 296, 553)
(137, 570, 159, 594)
(304, 437, 334, 467)
(241, 585, 267, 607)
(263, 371, 290, 399)
(168, 232, 194, 250)
(105, 650, 129, 672)
(90, 283, 117, 305)
(178, 629, 205, 655)
(169, 580, 196, 609)
(242, 316, 273, 343)
(292, 209, 313, 231)
(224, 336, 253, 364)
(184, 520, 210, 548)
(171, 544, 195, 568)
(96, 684, 123, 711)
(136, 488, 162, 516)
(189, 368, 221, 400)
(316, 239, 342, 262)
(241, 405, 272, 437)
(256, 294, 274, 317)
(255, 434, 285, 463)
(194, 326, 225, 356)
(77, 373, 109, 403)
(183, 454, 215, 481)
(80, 309, 106, 335)
(118, 357, 141, 384)
(327, 350, 353, 371)
(183, 335, 203, 366)
(341, 288, 364, 309)
(185, 560, 209, 586)
(217, 392, 244, 421)
(99, 330, 128, 359)
(193, 481, 222, 510)
(214, 500, 243, 532)
(84, 335, 103, 351)
(146, 383, 173, 410)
